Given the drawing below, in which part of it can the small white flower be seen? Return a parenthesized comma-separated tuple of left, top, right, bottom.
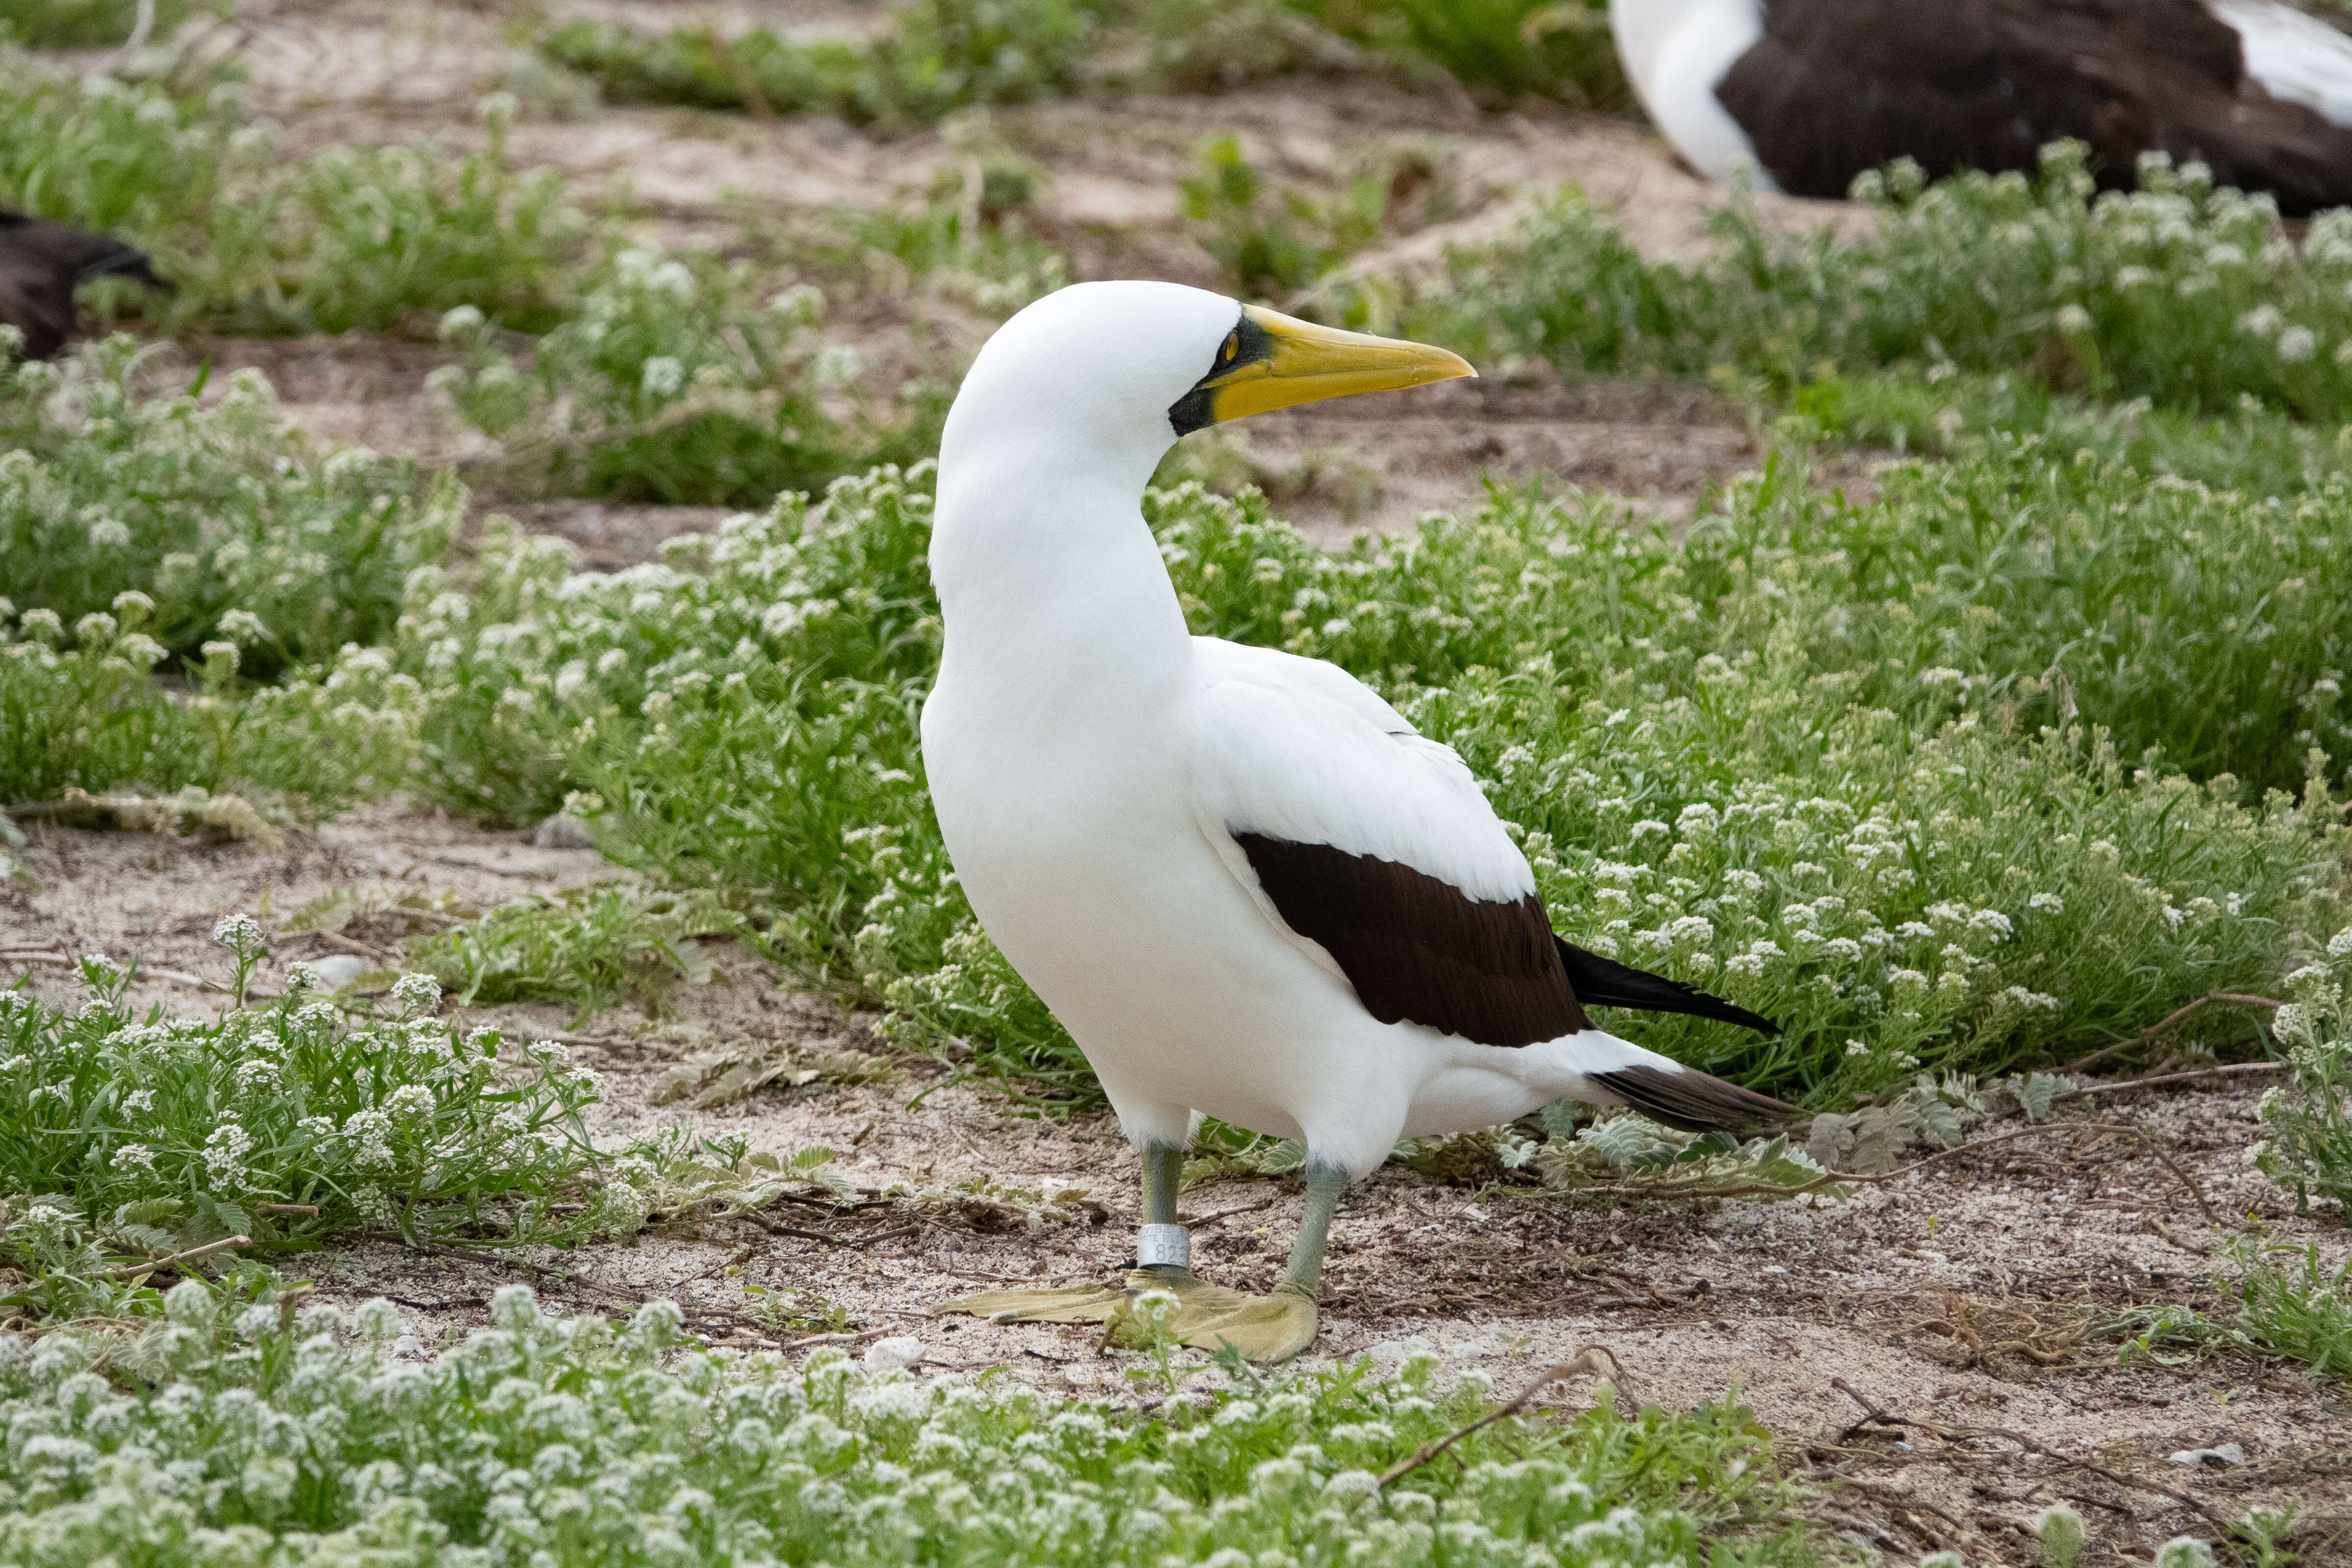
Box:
(640, 356, 686, 398)
(211, 914, 266, 953)
(2027, 892, 2064, 913)
(2277, 326, 2318, 363)
(113, 1143, 155, 1173)
(216, 609, 269, 646)
(389, 973, 442, 1015)
(2054, 303, 2092, 335)
(385, 1084, 435, 1119)
(1846, 1039, 1870, 1057)
(122, 1089, 154, 1113)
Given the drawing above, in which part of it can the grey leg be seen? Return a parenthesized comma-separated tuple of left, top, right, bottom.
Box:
(1275, 1163, 1349, 1300)
(1132, 1141, 1193, 1288)
(1140, 1143, 1184, 1225)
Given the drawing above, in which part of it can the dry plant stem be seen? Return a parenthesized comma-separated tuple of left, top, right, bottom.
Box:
(1829, 1378, 2228, 1531)
(2077, 1061, 2288, 1095)
(1181, 1194, 1281, 1230)
(738, 1212, 914, 1249)
(1572, 1121, 2218, 1223)
(1378, 1345, 1621, 1487)
(105, 1234, 249, 1280)
(253, 1203, 319, 1216)
(780, 1327, 890, 1352)
(4, 952, 225, 991)
(2060, 992, 2285, 1074)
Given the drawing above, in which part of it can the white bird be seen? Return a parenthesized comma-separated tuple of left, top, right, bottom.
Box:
(1610, 0, 2352, 215)
(925, 282, 1789, 1362)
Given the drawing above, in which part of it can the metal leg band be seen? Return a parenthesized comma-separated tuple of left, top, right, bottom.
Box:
(1136, 1223, 1191, 1268)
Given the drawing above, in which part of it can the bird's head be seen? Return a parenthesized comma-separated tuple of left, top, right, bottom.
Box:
(939, 281, 1473, 488)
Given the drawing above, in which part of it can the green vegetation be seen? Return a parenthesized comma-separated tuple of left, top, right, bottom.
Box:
(540, 0, 1094, 128)
(1297, 0, 1626, 108)
(430, 251, 905, 507)
(1, 339, 456, 669)
(0, 0, 199, 48)
(1411, 146, 2352, 469)
(0, 73, 586, 335)
(1181, 132, 1389, 299)
(408, 883, 742, 1014)
(2253, 931, 2352, 1214)
(0, 933, 608, 1306)
(538, 0, 1622, 121)
(0, 1285, 1814, 1568)
(18, 424, 2338, 1106)
(2118, 1233, 2352, 1381)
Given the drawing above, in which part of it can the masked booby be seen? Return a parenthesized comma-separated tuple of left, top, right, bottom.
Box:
(925, 281, 1790, 1363)
(1610, 0, 2352, 215)
(0, 209, 168, 362)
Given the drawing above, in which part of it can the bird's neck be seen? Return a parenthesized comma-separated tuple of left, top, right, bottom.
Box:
(930, 447, 1193, 711)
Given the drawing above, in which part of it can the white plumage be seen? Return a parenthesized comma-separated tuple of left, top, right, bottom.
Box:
(1607, 0, 1774, 186)
(924, 281, 1786, 1359)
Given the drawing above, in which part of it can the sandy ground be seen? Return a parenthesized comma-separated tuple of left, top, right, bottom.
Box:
(14, 2, 2352, 1560)
(5, 809, 2349, 1563)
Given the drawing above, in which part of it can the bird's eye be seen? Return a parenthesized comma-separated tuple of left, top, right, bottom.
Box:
(1223, 331, 1239, 362)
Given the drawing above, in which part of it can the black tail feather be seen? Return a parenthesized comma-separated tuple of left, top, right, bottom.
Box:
(1589, 1063, 1796, 1135)
(1554, 936, 1779, 1036)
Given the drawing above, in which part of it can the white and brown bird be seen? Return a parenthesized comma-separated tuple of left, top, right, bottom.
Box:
(0, 208, 168, 362)
(925, 282, 1790, 1363)
(1611, 0, 2352, 214)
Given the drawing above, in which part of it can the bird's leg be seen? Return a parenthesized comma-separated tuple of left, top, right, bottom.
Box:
(1132, 1160, 1340, 1365)
(1128, 1141, 1195, 1290)
(1275, 1161, 1346, 1300)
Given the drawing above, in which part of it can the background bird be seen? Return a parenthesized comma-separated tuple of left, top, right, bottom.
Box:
(926, 281, 1792, 1363)
(0, 208, 169, 362)
(1610, 0, 2352, 215)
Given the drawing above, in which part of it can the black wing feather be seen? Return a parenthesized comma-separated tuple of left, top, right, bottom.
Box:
(1715, 0, 2352, 217)
(1554, 937, 1779, 1035)
(1235, 833, 1589, 1049)
(1232, 832, 1781, 1048)
(1587, 1063, 1796, 1135)
(0, 209, 168, 361)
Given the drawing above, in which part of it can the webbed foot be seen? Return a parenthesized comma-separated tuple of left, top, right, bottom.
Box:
(936, 1269, 1319, 1363)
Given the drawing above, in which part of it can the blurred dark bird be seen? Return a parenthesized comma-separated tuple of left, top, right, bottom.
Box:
(1611, 0, 2352, 215)
(0, 209, 169, 361)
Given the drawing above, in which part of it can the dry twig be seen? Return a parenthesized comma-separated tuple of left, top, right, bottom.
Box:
(104, 1234, 249, 1281)
(1830, 1379, 2227, 1530)
(2061, 993, 2284, 1075)
(1379, 1346, 1620, 1486)
(2076, 1061, 2287, 1095)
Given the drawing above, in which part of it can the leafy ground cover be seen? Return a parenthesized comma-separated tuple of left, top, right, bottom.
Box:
(0, 67, 586, 337)
(0, 1283, 1812, 1568)
(1404, 145, 2352, 489)
(539, 0, 1620, 121)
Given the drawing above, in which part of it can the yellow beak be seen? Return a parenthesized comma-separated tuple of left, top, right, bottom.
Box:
(1183, 305, 1475, 427)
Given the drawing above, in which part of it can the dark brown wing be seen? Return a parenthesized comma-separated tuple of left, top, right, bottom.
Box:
(1235, 833, 1589, 1048)
(1233, 833, 1781, 1047)
(0, 256, 78, 362)
(1716, 0, 2352, 216)
(0, 209, 168, 361)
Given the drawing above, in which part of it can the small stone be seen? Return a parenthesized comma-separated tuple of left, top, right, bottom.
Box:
(863, 1336, 925, 1373)
(531, 812, 596, 850)
(310, 955, 366, 992)
(2165, 1442, 2244, 1468)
